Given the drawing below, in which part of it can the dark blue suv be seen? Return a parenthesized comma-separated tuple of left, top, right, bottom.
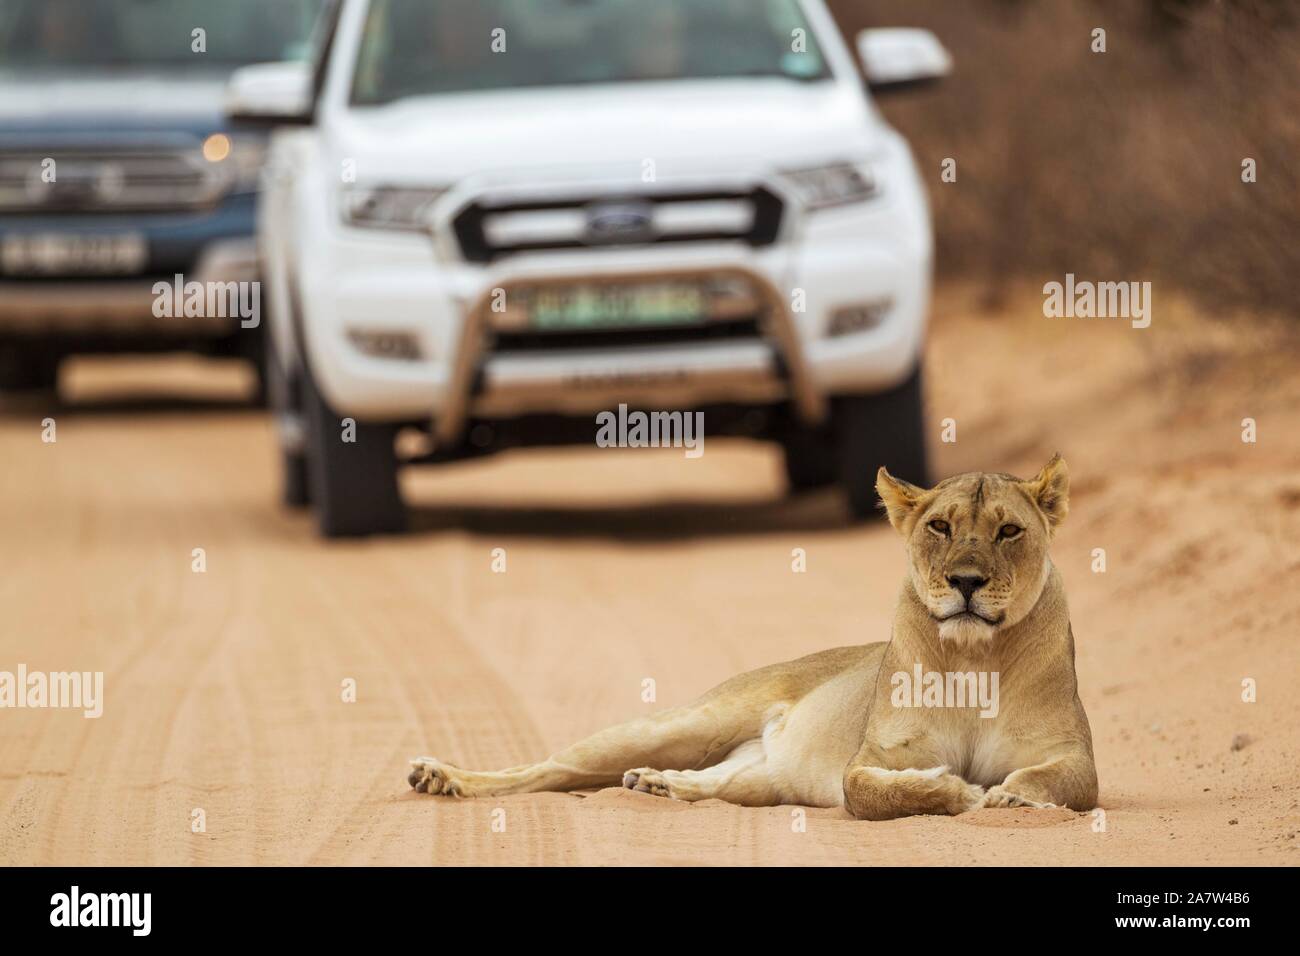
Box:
(0, 0, 322, 395)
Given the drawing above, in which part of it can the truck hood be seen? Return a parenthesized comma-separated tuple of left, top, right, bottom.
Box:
(332, 79, 884, 183)
(0, 69, 230, 134)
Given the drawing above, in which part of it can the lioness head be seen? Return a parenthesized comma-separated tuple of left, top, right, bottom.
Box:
(876, 455, 1069, 646)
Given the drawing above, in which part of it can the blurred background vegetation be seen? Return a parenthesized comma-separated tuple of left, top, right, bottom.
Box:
(828, 0, 1299, 315)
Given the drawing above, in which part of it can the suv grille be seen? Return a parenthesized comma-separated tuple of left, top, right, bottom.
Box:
(0, 147, 224, 214)
(452, 187, 784, 263)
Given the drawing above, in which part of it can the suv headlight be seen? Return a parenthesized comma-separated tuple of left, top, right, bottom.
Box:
(779, 162, 879, 210)
(340, 186, 447, 231)
(202, 133, 267, 194)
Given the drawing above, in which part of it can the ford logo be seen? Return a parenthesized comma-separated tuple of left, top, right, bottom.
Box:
(584, 202, 655, 244)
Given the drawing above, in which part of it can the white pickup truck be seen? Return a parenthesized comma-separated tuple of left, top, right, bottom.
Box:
(229, 0, 950, 536)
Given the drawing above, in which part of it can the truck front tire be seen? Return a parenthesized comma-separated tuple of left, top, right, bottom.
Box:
(301, 363, 406, 538)
(834, 364, 930, 520)
(780, 427, 838, 492)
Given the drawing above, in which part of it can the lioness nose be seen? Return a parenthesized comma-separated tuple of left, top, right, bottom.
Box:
(948, 574, 988, 602)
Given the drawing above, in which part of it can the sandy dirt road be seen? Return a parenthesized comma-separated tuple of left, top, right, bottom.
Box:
(2, 289, 1298, 866)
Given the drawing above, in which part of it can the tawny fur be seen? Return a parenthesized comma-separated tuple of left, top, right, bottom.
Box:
(409, 455, 1098, 819)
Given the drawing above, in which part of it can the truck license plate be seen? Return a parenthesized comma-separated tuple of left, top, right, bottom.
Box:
(529, 283, 707, 330)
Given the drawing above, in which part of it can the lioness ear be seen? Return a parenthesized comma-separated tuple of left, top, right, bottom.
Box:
(876, 467, 928, 532)
(1025, 453, 1069, 531)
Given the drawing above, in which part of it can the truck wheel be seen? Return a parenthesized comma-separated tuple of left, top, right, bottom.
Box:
(835, 364, 930, 520)
(0, 345, 59, 393)
(780, 428, 838, 492)
(301, 363, 406, 537)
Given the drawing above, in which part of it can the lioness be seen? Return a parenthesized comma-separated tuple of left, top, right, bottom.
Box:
(408, 455, 1098, 818)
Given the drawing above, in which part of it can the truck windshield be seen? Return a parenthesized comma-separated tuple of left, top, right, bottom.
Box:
(352, 0, 832, 105)
(0, 0, 324, 69)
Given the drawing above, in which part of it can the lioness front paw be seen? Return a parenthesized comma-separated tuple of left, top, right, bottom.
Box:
(408, 757, 461, 797)
(953, 780, 988, 814)
(622, 767, 675, 799)
(981, 785, 1056, 809)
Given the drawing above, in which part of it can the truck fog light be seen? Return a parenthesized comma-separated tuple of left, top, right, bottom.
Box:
(827, 300, 891, 338)
(347, 329, 422, 361)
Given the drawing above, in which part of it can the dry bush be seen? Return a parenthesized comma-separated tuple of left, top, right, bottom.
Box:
(827, 0, 1300, 315)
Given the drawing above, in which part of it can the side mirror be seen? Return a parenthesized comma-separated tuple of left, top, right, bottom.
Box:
(855, 28, 952, 91)
(224, 62, 313, 126)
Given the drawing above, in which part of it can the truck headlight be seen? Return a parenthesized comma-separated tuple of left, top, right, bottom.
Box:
(340, 186, 447, 231)
(779, 162, 879, 210)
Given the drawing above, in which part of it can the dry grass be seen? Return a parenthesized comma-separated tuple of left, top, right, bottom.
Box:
(828, 0, 1300, 316)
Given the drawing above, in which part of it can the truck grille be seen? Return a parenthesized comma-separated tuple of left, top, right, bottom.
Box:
(0, 147, 224, 214)
(452, 186, 784, 263)
(491, 317, 763, 353)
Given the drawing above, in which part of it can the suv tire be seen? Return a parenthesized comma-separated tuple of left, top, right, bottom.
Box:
(0, 344, 59, 393)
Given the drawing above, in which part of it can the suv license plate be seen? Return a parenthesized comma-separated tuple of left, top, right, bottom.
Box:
(1, 233, 148, 276)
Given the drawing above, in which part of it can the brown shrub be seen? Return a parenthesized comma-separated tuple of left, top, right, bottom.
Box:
(827, 0, 1300, 315)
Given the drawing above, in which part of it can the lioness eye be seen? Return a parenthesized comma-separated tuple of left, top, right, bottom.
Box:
(928, 519, 950, 535)
(998, 524, 1023, 540)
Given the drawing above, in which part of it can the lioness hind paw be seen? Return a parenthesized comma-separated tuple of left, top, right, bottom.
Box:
(622, 768, 674, 799)
(981, 785, 1055, 809)
(407, 757, 461, 797)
